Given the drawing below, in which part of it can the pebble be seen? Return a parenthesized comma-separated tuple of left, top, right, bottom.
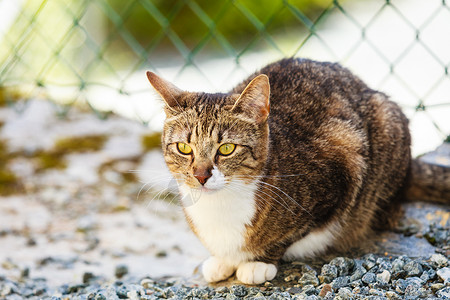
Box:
(362, 272, 376, 284)
(298, 272, 319, 287)
(430, 253, 448, 268)
(376, 257, 392, 271)
(362, 254, 377, 270)
(350, 265, 367, 282)
(329, 257, 354, 276)
(114, 264, 129, 279)
(403, 261, 423, 277)
(336, 287, 352, 300)
(391, 258, 405, 273)
(319, 264, 338, 283)
(437, 286, 450, 299)
(437, 267, 450, 282)
(430, 282, 445, 292)
(376, 270, 391, 285)
(331, 276, 349, 290)
(231, 285, 247, 297)
(318, 284, 332, 298)
(385, 291, 401, 300)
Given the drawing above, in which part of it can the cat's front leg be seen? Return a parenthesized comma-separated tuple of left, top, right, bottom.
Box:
(236, 261, 277, 285)
(202, 256, 236, 283)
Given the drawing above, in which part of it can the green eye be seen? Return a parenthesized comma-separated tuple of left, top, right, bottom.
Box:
(177, 142, 192, 155)
(218, 143, 236, 156)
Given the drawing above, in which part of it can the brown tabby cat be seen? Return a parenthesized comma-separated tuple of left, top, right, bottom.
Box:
(146, 58, 449, 285)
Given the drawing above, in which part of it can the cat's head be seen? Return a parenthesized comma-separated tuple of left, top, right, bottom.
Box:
(147, 72, 270, 194)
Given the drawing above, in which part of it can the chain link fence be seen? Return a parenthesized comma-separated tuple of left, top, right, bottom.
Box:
(0, 0, 449, 153)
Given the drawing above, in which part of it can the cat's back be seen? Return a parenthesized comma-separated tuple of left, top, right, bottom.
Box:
(232, 58, 373, 131)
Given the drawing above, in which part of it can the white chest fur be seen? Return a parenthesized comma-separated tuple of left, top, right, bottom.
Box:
(180, 179, 257, 266)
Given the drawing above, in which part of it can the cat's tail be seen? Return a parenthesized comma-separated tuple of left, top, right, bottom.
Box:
(405, 142, 450, 203)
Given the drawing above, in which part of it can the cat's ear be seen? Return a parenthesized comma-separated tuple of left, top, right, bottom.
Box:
(146, 71, 184, 112)
(232, 74, 270, 123)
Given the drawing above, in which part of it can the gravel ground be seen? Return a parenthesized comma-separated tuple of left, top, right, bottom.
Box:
(1, 252, 449, 299)
(0, 100, 449, 299)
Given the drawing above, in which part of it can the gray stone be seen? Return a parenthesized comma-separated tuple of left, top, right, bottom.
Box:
(268, 291, 292, 299)
(287, 287, 302, 295)
(377, 270, 391, 285)
(437, 267, 450, 282)
(215, 286, 229, 294)
(391, 258, 405, 274)
(350, 265, 367, 282)
(301, 284, 317, 296)
(420, 269, 436, 282)
(336, 287, 353, 300)
(394, 279, 408, 294)
(363, 254, 377, 270)
(376, 258, 392, 271)
(362, 272, 376, 284)
(368, 288, 385, 296)
(430, 283, 445, 292)
(404, 261, 423, 277)
(298, 272, 319, 287)
(330, 257, 355, 276)
(437, 286, 450, 299)
(231, 285, 247, 297)
(319, 264, 338, 283)
(404, 284, 421, 298)
(114, 264, 128, 279)
(430, 254, 448, 268)
(405, 276, 423, 286)
(385, 291, 401, 300)
(331, 276, 350, 290)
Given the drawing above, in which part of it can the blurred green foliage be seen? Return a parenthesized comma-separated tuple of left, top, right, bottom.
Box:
(106, 0, 331, 51)
(54, 135, 108, 153)
(141, 132, 161, 151)
(0, 139, 22, 195)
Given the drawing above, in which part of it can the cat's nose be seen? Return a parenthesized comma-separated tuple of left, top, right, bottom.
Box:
(194, 167, 212, 185)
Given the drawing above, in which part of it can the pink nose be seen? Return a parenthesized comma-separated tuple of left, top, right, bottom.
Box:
(194, 174, 211, 185)
(194, 167, 212, 185)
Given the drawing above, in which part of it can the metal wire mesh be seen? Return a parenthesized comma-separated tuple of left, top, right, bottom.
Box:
(0, 0, 449, 148)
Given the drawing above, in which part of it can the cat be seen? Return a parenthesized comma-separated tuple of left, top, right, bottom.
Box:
(146, 58, 449, 285)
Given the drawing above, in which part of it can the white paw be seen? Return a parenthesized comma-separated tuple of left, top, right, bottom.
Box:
(202, 257, 235, 282)
(236, 261, 277, 285)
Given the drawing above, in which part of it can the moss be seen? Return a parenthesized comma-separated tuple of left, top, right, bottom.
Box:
(31, 135, 108, 172)
(0, 139, 13, 169)
(98, 159, 138, 185)
(0, 86, 28, 107)
(0, 170, 22, 196)
(121, 171, 137, 183)
(0, 140, 23, 195)
(141, 132, 161, 152)
(54, 135, 108, 153)
(0, 88, 6, 107)
(34, 151, 67, 171)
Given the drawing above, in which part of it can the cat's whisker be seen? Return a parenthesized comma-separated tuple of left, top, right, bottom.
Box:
(232, 178, 311, 218)
(136, 174, 181, 203)
(221, 178, 295, 214)
(233, 174, 308, 181)
(220, 183, 266, 211)
(253, 184, 297, 215)
(226, 183, 284, 215)
(256, 181, 313, 218)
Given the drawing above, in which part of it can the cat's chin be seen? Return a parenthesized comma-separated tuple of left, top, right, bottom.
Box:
(191, 185, 223, 194)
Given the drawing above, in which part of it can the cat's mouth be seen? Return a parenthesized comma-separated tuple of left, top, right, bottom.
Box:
(188, 184, 223, 194)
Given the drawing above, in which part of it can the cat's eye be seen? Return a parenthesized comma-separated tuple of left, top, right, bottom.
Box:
(218, 143, 236, 156)
(177, 142, 192, 155)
